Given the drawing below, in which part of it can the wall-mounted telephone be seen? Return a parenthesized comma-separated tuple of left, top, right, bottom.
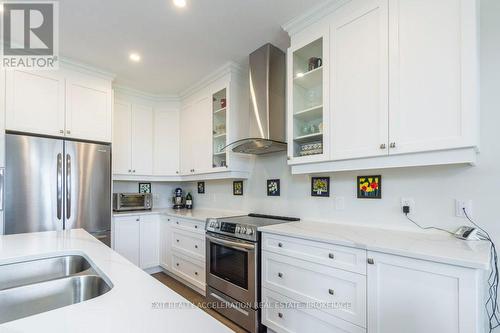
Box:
(454, 226, 480, 240)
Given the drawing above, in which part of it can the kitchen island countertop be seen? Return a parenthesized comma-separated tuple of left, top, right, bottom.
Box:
(0, 229, 234, 333)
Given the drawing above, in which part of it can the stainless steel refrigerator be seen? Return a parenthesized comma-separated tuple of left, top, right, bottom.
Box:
(4, 133, 112, 246)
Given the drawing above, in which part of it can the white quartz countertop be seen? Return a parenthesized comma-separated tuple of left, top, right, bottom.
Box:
(259, 221, 491, 270)
(0, 229, 234, 333)
(113, 208, 246, 221)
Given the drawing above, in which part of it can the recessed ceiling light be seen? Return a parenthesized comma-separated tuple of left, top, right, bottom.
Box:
(173, 0, 186, 8)
(129, 53, 141, 62)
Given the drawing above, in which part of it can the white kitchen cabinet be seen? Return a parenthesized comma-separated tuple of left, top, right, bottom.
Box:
(160, 216, 172, 270)
(331, 0, 388, 160)
(139, 214, 160, 269)
(131, 104, 154, 175)
(5, 68, 113, 142)
(6, 70, 65, 137)
(154, 108, 180, 175)
(113, 215, 140, 266)
(179, 102, 196, 175)
(112, 214, 160, 270)
(367, 251, 481, 333)
(285, 0, 479, 173)
(65, 73, 112, 142)
(112, 101, 132, 174)
(112, 101, 154, 176)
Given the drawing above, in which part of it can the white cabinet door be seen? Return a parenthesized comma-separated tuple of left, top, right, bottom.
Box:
(367, 251, 480, 333)
(65, 75, 112, 142)
(388, 0, 478, 154)
(331, 0, 389, 160)
(113, 216, 140, 266)
(131, 104, 153, 175)
(153, 108, 179, 176)
(180, 103, 195, 174)
(160, 216, 172, 269)
(5, 70, 65, 136)
(140, 215, 160, 269)
(192, 96, 212, 173)
(112, 101, 132, 174)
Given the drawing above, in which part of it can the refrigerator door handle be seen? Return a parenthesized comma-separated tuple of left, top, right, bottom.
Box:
(66, 154, 71, 220)
(56, 154, 62, 219)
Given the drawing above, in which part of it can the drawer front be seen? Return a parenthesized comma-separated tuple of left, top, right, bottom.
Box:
(169, 216, 205, 234)
(262, 233, 367, 275)
(171, 251, 205, 290)
(262, 288, 366, 333)
(262, 251, 366, 327)
(171, 229, 205, 261)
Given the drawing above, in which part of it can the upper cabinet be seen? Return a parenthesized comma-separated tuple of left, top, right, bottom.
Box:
(6, 67, 113, 142)
(285, 0, 479, 174)
(113, 92, 180, 178)
(288, 31, 329, 164)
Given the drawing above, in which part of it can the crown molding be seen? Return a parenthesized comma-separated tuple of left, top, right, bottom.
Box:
(59, 57, 116, 80)
(179, 61, 245, 100)
(282, 0, 348, 36)
(113, 84, 180, 103)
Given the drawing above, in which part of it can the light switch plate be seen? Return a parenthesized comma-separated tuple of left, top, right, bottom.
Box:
(455, 199, 472, 218)
(401, 197, 415, 214)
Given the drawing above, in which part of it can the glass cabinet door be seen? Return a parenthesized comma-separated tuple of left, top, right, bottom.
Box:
(212, 88, 227, 168)
(291, 37, 326, 160)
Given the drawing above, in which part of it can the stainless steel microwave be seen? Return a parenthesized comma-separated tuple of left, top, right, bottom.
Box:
(113, 193, 152, 211)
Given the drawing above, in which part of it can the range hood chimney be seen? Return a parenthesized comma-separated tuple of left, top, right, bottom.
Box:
(229, 43, 286, 155)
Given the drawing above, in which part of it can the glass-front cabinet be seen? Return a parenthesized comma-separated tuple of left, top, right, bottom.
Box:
(212, 88, 228, 169)
(287, 32, 329, 163)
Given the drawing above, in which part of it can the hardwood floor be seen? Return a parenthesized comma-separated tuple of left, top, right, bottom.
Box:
(152, 272, 247, 333)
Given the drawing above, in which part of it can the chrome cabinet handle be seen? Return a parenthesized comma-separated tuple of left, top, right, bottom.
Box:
(380, 143, 386, 149)
(66, 154, 71, 219)
(329, 289, 335, 295)
(278, 272, 283, 278)
(59, 129, 64, 134)
(390, 142, 396, 148)
(328, 253, 334, 259)
(56, 154, 62, 220)
(367, 258, 375, 264)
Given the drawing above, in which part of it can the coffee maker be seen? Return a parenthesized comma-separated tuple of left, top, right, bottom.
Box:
(173, 187, 185, 209)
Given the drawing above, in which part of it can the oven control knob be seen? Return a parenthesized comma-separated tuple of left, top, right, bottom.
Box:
(235, 226, 241, 233)
(214, 222, 219, 228)
(241, 227, 246, 234)
(247, 228, 254, 235)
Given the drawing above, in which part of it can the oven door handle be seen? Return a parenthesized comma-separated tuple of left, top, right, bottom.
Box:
(206, 235, 255, 251)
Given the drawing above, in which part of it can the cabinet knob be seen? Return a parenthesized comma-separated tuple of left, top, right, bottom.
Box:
(278, 272, 283, 278)
(367, 258, 374, 264)
(328, 289, 335, 295)
(328, 253, 334, 259)
(128, 169, 132, 173)
(176, 262, 179, 266)
(287, 156, 291, 160)
(195, 245, 198, 249)
(133, 170, 136, 173)
(136, 218, 140, 222)
(59, 130, 64, 134)
(66, 130, 71, 135)
(195, 272, 198, 276)
(278, 242, 283, 248)
(176, 171, 179, 174)
(176, 239, 179, 243)
(379, 143, 386, 149)
(390, 142, 396, 148)
(278, 313, 283, 319)
(195, 225, 198, 229)
(176, 221, 179, 224)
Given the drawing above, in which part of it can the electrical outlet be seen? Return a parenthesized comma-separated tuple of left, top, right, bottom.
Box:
(455, 199, 472, 218)
(401, 197, 415, 214)
(335, 196, 345, 210)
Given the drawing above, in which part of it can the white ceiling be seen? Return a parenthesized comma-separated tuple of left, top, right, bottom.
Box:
(59, 0, 324, 95)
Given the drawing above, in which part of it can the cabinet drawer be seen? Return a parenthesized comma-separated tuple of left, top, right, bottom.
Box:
(171, 229, 205, 261)
(262, 233, 366, 275)
(169, 217, 205, 234)
(171, 251, 205, 290)
(262, 288, 366, 333)
(262, 251, 366, 327)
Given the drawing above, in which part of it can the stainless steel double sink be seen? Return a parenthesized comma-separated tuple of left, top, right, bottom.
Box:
(0, 255, 113, 324)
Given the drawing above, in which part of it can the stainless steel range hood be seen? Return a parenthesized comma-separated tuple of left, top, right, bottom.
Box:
(228, 44, 286, 155)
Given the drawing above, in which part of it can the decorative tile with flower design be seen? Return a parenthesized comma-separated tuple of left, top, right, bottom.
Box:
(357, 175, 381, 199)
(267, 179, 280, 196)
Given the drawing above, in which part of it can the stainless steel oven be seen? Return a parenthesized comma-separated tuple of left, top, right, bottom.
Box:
(206, 214, 299, 333)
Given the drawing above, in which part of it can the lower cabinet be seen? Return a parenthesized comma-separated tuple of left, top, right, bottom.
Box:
(262, 233, 484, 333)
(112, 214, 159, 270)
